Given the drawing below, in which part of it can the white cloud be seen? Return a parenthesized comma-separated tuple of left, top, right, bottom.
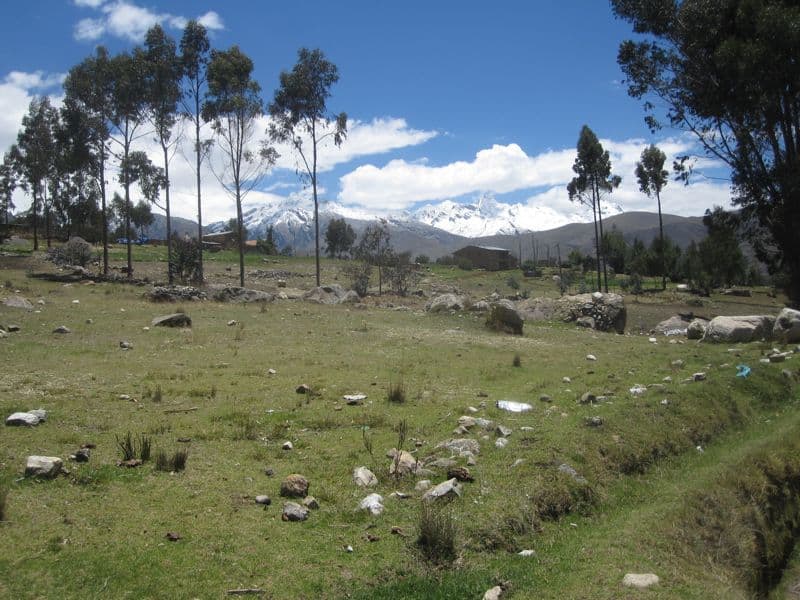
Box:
(338, 137, 734, 218)
(73, 1, 224, 43)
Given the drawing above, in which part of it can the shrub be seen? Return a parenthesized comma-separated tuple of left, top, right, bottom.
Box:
(417, 503, 457, 564)
(387, 381, 406, 404)
(115, 431, 152, 462)
(170, 235, 201, 284)
(513, 353, 522, 367)
(116, 431, 137, 461)
(344, 261, 372, 297)
(507, 275, 520, 290)
(47, 237, 94, 267)
(155, 448, 189, 472)
(415, 254, 430, 264)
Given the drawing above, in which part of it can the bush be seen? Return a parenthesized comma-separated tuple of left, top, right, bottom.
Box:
(115, 432, 152, 462)
(417, 503, 457, 564)
(415, 254, 430, 264)
(513, 353, 522, 367)
(170, 235, 201, 284)
(387, 381, 406, 404)
(344, 261, 372, 297)
(155, 448, 189, 472)
(506, 275, 520, 290)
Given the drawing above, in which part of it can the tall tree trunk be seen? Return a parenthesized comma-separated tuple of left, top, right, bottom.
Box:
(100, 149, 108, 276)
(236, 184, 244, 287)
(656, 189, 666, 290)
(312, 122, 320, 287)
(195, 100, 203, 284)
(32, 187, 38, 251)
(595, 181, 608, 293)
(124, 135, 132, 280)
(44, 185, 51, 248)
(164, 145, 173, 285)
(591, 197, 600, 292)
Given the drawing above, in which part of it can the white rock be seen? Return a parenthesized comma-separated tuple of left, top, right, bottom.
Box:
(282, 441, 293, 451)
(353, 466, 378, 487)
(586, 354, 597, 361)
(629, 385, 647, 397)
(25, 456, 63, 478)
(622, 573, 660, 589)
(496, 400, 532, 413)
(422, 478, 462, 502)
(6, 411, 43, 426)
(648, 337, 657, 343)
(268, 368, 277, 375)
(495, 438, 509, 449)
(518, 549, 536, 557)
(483, 586, 504, 600)
(415, 479, 431, 492)
(344, 393, 367, 405)
(562, 376, 572, 383)
(359, 493, 384, 515)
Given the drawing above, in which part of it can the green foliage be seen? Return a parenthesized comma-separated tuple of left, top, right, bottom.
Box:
(354, 222, 393, 294)
(115, 432, 153, 462)
(417, 503, 457, 564)
(169, 234, 201, 284)
(506, 275, 520, 290)
(324, 218, 355, 258)
(613, 0, 800, 303)
(387, 381, 406, 404)
(414, 254, 430, 264)
(156, 448, 189, 472)
(344, 260, 372, 297)
(385, 251, 419, 296)
(257, 225, 279, 255)
(512, 353, 522, 367)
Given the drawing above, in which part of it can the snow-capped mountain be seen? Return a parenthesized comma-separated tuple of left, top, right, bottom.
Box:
(409, 195, 622, 237)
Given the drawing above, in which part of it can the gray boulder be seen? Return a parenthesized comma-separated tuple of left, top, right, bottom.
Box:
(525, 293, 626, 333)
(25, 456, 63, 478)
(303, 285, 347, 305)
(281, 502, 309, 522)
(340, 290, 362, 304)
(208, 286, 274, 304)
(702, 315, 775, 343)
(147, 286, 206, 302)
(485, 301, 524, 335)
(654, 315, 689, 336)
(425, 293, 467, 313)
(437, 438, 481, 455)
(152, 313, 192, 328)
(280, 474, 310, 498)
(358, 493, 384, 515)
(774, 308, 800, 344)
(6, 411, 44, 426)
(353, 466, 378, 487)
(687, 318, 708, 340)
(3, 296, 33, 310)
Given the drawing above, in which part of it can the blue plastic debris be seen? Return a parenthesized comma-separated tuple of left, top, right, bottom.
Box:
(736, 364, 751, 378)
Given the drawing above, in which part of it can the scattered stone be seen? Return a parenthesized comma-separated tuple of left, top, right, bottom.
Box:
(353, 466, 378, 487)
(622, 573, 660, 589)
(227, 319, 237, 327)
(687, 319, 708, 340)
(264, 467, 275, 477)
(558, 463, 587, 484)
(119, 394, 132, 401)
(25, 456, 63, 478)
(209, 285, 274, 304)
(390, 526, 407, 536)
(7, 324, 20, 332)
(6, 411, 43, 426)
(359, 493, 384, 515)
(586, 416, 603, 427)
(425, 293, 467, 313)
(692, 372, 707, 382)
(496, 400, 532, 413)
(671, 359, 685, 368)
(282, 502, 309, 522)
(629, 384, 647, 397)
(467, 406, 479, 413)
(415, 480, 431, 492)
(518, 549, 536, 557)
(302, 496, 319, 510)
(268, 368, 277, 375)
(53, 325, 71, 334)
(282, 441, 293, 451)
(783, 369, 794, 379)
(344, 545, 354, 553)
(562, 376, 572, 384)
(655, 315, 690, 336)
(280, 474, 309, 498)
(427, 457, 456, 470)
(118, 458, 142, 468)
(119, 340, 133, 350)
(769, 352, 789, 363)
(148, 285, 206, 302)
(255, 495, 272, 505)
(539, 394, 552, 402)
(485, 302, 524, 335)
(3, 296, 33, 310)
(483, 586, 504, 600)
(71, 448, 90, 463)
(151, 313, 192, 328)
(295, 384, 312, 394)
(388, 450, 419, 476)
(422, 478, 462, 502)
(579, 392, 597, 405)
(586, 354, 597, 361)
(344, 393, 367, 405)
(390, 491, 411, 500)
(165, 532, 182, 542)
(663, 376, 672, 383)
(648, 337, 658, 343)
(774, 308, 800, 344)
(447, 466, 474, 482)
(302, 285, 348, 305)
(437, 438, 481, 455)
(496, 425, 512, 437)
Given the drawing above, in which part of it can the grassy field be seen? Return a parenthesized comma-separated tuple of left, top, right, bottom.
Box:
(1, 241, 799, 599)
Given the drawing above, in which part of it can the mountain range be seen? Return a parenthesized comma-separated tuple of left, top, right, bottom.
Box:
(144, 197, 706, 260)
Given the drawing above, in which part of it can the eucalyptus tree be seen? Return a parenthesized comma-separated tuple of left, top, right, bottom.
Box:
(612, 0, 800, 303)
(203, 46, 277, 286)
(63, 47, 113, 274)
(269, 47, 347, 287)
(180, 19, 211, 282)
(0, 151, 18, 225)
(567, 126, 621, 292)
(107, 50, 151, 278)
(15, 96, 57, 250)
(143, 24, 183, 283)
(635, 145, 669, 289)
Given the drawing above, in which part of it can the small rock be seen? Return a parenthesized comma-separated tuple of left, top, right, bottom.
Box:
(255, 495, 272, 505)
(518, 549, 536, 557)
(629, 384, 647, 397)
(53, 325, 71, 334)
(7, 324, 20, 332)
(71, 448, 90, 463)
(165, 532, 181, 542)
(227, 319, 237, 326)
(302, 496, 319, 510)
(586, 416, 603, 427)
(671, 359, 684, 368)
(437, 438, 481, 455)
(467, 406, 479, 413)
(692, 372, 706, 381)
(539, 394, 552, 402)
(353, 466, 378, 487)
(280, 474, 309, 498)
(25, 456, 63, 478)
(446, 466, 474, 482)
(661, 399, 669, 406)
(496, 400, 532, 413)
(390, 491, 411, 499)
(119, 340, 133, 350)
(268, 368, 277, 375)
(344, 545, 354, 553)
(496, 425, 512, 437)
(282, 502, 309, 522)
(359, 493, 384, 515)
(663, 376, 672, 382)
(282, 441, 293, 451)
(622, 573, 660, 589)
(422, 478, 462, 502)
(579, 392, 596, 405)
(415, 480, 432, 492)
(151, 313, 191, 328)
(562, 376, 571, 384)
(586, 354, 597, 361)
(6, 412, 41, 426)
(648, 337, 657, 343)
(344, 393, 367, 405)
(264, 467, 275, 477)
(558, 463, 587, 484)
(118, 458, 143, 468)
(483, 586, 504, 600)
(296, 384, 311, 394)
(495, 438, 509, 449)
(72, 299, 80, 304)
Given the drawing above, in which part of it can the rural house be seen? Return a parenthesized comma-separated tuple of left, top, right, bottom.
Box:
(453, 245, 517, 271)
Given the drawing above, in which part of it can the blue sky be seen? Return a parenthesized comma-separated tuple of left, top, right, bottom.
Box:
(0, 1, 732, 229)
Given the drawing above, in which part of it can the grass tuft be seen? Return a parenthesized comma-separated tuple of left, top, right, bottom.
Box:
(387, 381, 406, 404)
(417, 503, 457, 564)
(513, 353, 522, 367)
